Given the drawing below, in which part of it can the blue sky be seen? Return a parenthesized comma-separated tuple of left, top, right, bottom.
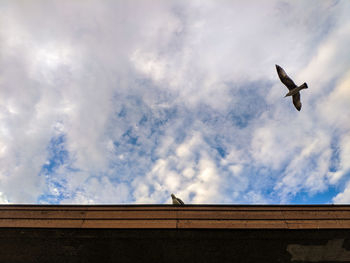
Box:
(0, 0, 350, 204)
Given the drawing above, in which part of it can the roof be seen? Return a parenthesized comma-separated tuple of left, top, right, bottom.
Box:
(1, 204, 350, 229)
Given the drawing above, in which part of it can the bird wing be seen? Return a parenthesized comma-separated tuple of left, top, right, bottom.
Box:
(177, 198, 185, 205)
(292, 92, 302, 111)
(276, 65, 297, 90)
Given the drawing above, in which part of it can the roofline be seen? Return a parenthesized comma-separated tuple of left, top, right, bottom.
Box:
(0, 204, 346, 207)
(1, 204, 350, 229)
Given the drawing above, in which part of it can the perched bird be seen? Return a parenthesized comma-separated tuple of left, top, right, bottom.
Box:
(171, 194, 184, 205)
(276, 64, 308, 111)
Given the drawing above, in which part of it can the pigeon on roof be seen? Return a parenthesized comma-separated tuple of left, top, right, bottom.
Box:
(171, 194, 184, 205)
(276, 64, 308, 111)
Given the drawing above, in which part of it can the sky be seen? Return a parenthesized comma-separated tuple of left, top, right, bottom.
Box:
(0, 0, 350, 204)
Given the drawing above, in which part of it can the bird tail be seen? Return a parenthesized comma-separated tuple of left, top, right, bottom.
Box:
(299, 83, 308, 90)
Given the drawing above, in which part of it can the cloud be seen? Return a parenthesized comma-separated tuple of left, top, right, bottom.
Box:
(1, 0, 350, 204)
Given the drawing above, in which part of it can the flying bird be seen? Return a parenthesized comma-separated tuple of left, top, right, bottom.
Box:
(276, 64, 308, 111)
(171, 194, 184, 205)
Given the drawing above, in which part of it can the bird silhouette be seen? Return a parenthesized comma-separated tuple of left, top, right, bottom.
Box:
(171, 194, 184, 205)
(276, 64, 308, 111)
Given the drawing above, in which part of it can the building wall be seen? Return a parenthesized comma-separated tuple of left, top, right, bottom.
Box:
(1, 204, 350, 229)
(1, 205, 350, 262)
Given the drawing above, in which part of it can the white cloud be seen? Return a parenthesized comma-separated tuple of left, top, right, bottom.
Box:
(332, 133, 350, 203)
(0, 192, 9, 203)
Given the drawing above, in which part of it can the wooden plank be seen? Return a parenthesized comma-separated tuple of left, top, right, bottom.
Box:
(1, 209, 349, 220)
(0, 219, 177, 228)
(1, 205, 350, 229)
(178, 219, 350, 229)
(0, 210, 178, 219)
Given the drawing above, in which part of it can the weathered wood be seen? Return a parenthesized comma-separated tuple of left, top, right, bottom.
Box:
(1, 205, 350, 229)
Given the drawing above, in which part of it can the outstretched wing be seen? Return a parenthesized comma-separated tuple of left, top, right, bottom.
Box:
(177, 198, 185, 205)
(292, 92, 302, 111)
(276, 64, 297, 90)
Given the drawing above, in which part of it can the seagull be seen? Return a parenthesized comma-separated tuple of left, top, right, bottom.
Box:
(276, 64, 308, 111)
(171, 194, 184, 205)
